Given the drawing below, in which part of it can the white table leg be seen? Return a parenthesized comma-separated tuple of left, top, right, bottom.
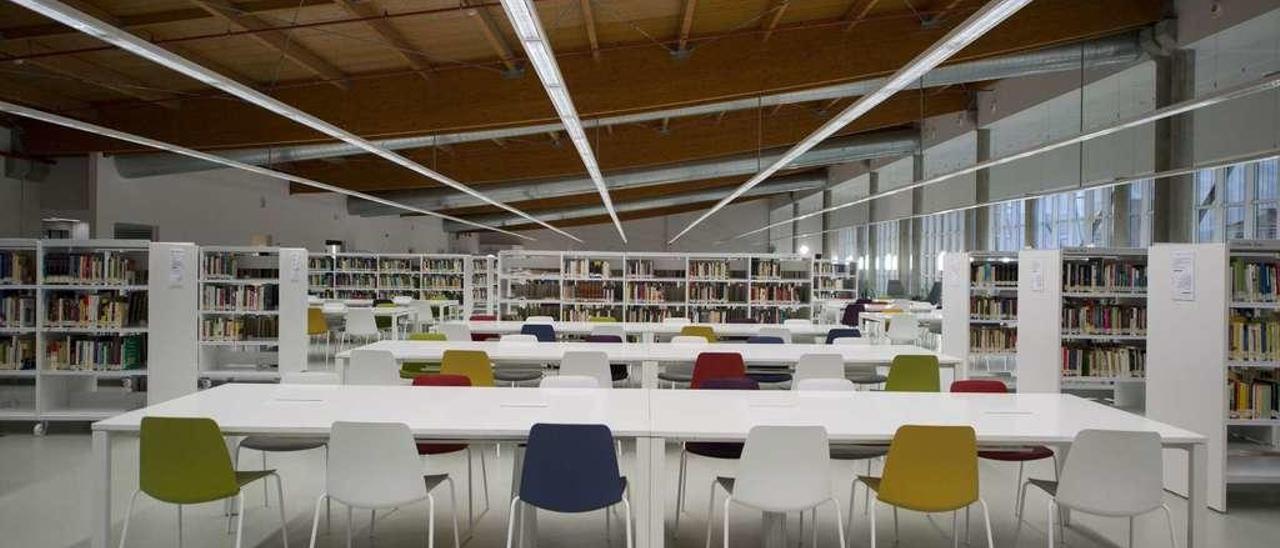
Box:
(92, 430, 112, 548)
(635, 436, 665, 548)
(511, 444, 537, 547)
(1186, 443, 1207, 548)
(641, 361, 658, 389)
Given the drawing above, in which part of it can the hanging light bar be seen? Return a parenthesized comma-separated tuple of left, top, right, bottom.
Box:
(665, 0, 1033, 243)
(498, 0, 627, 243)
(9, 0, 580, 242)
(0, 100, 536, 240)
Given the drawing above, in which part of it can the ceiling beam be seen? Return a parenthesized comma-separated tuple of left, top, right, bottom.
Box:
(0, 0, 335, 41)
(496, 196, 775, 232)
(464, 0, 520, 74)
(333, 0, 433, 81)
(842, 0, 880, 32)
(4, 48, 181, 108)
(761, 0, 790, 42)
(578, 0, 600, 60)
(0, 75, 91, 112)
(927, 0, 969, 25)
(675, 0, 697, 52)
(189, 0, 349, 89)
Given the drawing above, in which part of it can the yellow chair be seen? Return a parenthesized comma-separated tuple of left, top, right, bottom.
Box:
(588, 316, 617, 323)
(440, 349, 494, 387)
(400, 332, 447, 379)
(307, 307, 332, 361)
(852, 425, 992, 547)
(883, 355, 940, 392)
(679, 325, 717, 342)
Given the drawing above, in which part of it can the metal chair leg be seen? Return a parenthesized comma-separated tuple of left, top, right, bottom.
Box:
(977, 498, 994, 548)
(722, 497, 732, 548)
(1160, 503, 1179, 548)
(445, 476, 461, 548)
(307, 494, 327, 548)
(271, 473, 289, 547)
(234, 493, 246, 548)
(869, 498, 878, 548)
(831, 497, 847, 548)
(427, 494, 436, 548)
(117, 489, 141, 548)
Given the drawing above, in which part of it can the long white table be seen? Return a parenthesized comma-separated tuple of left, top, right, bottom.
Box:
(334, 340, 963, 387)
(319, 305, 415, 339)
(90, 386, 1208, 548)
(449, 320, 850, 342)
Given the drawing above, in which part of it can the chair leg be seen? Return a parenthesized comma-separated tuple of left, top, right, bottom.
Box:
(1016, 480, 1032, 521)
(466, 447, 475, 530)
(271, 473, 289, 547)
(811, 508, 818, 547)
(117, 489, 141, 548)
(178, 505, 183, 548)
(864, 460, 873, 516)
(445, 473, 462, 548)
(704, 480, 719, 548)
(234, 493, 246, 548)
(869, 498, 878, 548)
(307, 494, 327, 548)
(505, 497, 521, 548)
(1160, 503, 1179, 548)
(262, 452, 270, 507)
(481, 448, 491, 510)
(325, 446, 332, 532)
(847, 480, 858, 544)
(346, 507, 354, 548)
(427, 494, 436, 548)
(1047, 500, 1057, 548)
(893, 507, 899, 541)
(675, 449, 688, 537)
(1129, 516, 1135, 548)
(621, 496, 634, 548)
(977, 498, 994, 548)
(722, 497, 733, 548)
(1013, 462, 1024, 516)
(831, 497, 847, 548)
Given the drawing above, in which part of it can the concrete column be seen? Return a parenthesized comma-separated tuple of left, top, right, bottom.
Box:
(867, 171, 880, 294)
(1153, 49, 1197, 243)
(972, 128, 993, 250)
(909, 153, 925, 294)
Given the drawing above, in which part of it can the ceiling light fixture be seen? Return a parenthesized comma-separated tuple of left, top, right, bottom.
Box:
(498, 0, 627, 243)
(0, 100, 536, 240)
(732, 71, 1280, 242)
(9, 0, 579, 242)
(666, 0, 1033, 244)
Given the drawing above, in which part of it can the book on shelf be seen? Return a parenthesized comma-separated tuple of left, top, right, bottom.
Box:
(971, 263, 1016, 286)
(1061, 344, 1145, 378)
(335, 273, 377, 288)
(1061, 303, 1147, 335)
(379, 273, 421, 289)
(689, 260, 732, 279)
(563, 280, 618, 301)
(379, 258, 418, 272)
(1230, 259, 1280, 302)
(0, 336, 36, 370)
(423, 258, 464, 273)
(564, 258, 613, 277)
(970, 326, 1017, 353)
(563, 306, 620, 321)
(689, 282, 746, 302)
(337, 256, 378, 271)
(200, 316, 279, 341)
(749, 285, 804, 303)
(753, 259, 782, 279)
(0, 294, 36, 327)
(626, 306, 683, 322)
(45, 252, 145, 285)
(1229, 312, 1280, 361)
(201, 284, 278, 312)
(307, 256, 333, 270)
(45, 291, 147, 328)
(970, 296, 1016, 320)
(44, 334, 145, 371)
(1228, 369, 1279, 420)
(0, 252, 36, 285)
(628, 282, 683, 303)
(509, 280, 559, 300)
(1062, 261, 1147, 292)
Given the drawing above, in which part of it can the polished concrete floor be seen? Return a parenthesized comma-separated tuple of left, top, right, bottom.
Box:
(2, 421, 1280, 548)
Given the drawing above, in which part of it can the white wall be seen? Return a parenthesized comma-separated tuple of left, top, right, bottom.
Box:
(93, 155, 450, 252)
(509, 199, 771, 253)
(0, 127, 41, 237)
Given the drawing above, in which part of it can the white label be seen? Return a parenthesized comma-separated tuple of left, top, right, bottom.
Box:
(290, 253, 303, 283)
(168, 248, 185, 288)
(1171, 251, 1195, 302)
(1030, 260, 1044, 292)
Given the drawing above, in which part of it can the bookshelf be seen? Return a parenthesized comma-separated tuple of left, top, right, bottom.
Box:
(307, 252, 334, 298)
(420, 254, 468, 305)
(197, 247, 307, 383)
(0, 239, 38, 422)
(688, 254, 750, 323)
(499, 251, 563, 320)
(941, 251, 1017, 383)
(1016, 248, 1148, 412)
(332, 252, 378, 300)
(625, 253, 688, 322)
(813, 258, 858, 303)
(562, 251, 624, 321)
(748, 254, 813, 323)
(470, 255, 497, 315)
(1148, 241, 1280, 511)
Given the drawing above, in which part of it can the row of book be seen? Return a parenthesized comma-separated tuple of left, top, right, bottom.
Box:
(563, 282, 618, 301)
(422, 279, 464, 290)
(629, 283, 685, 303)
(309, 273, 333, 287)
(378, 274, 420, 289)
(201, 285, 277, 312)
(1230, 260, 1280, 302)
(0, 252, 36, 285)
(689, 260, 736, 279)
(44, 335, 145, 371)
(1062, 304, 1147, 335)
(814, 262, 851, 276)
(690, 283, 748, 302)
(0, 295, 36, 328)
(335, 273, 377, 288)
(510, 281, 560, 300)
(970, 326, 1017, 353)
(424, 259, 465, 273)
(308, 256, 334, 270)
(200, 316, 279, 341)
(1062, 261, 1147, 292)
(1228, 313, 1280, 362)
(503, 304, 560, 321)
(563, 306, 621, 322)
(1061, 344, 1146, 378)
(378, 258, 418, 272)
(0, 335, 35, 370)
(749, 286, 806, 303)
(331, 289, 375, 299)
(970, 296, 1016, 320)
(1228, 369, 1278, 420)
(815, 278, 854, 291)
(336, 257, 377, 271)
(626, 308, 682, 322)
(564, 259, 614, 277)
(45, 253, 145, 285)
(751, 308, 809, 324)
(752, 260, 784, 279)
(971, 263, 1016, 285)
(45, 292, 146, 328)
(690, 309, 750, 323)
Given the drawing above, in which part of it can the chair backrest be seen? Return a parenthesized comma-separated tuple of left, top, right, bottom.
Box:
(671, 335, 709, 344)
(524, 315, 556, 323)
(792, 353, 845, 388)
(139, 417, 238, 503)
(690, 352, 746, 388)
(840, 303, 865, 327)
(782, 318, 812, 327)
(589, 324, 626, 339)
(539, 375, 601, 388)
(373, 298, 394, 307)
(307, 307, 328, 335)
(346, 349, 401, 385)
(410, 300, 436, 323)
(661, 317, 691, 325)
(282, 371, 340, 385)
(440, 349, 494, 386)
(588, 316, 617, 323)
(585, 334, 623, 343)
(500, 333, 539, 344)
(520, 323, 556, 342)
(322, 302, 348, 315)
(470, 314, 497, 321)
(437, 322, 471, 341)
(731, 425, 832, 512)
(795, 378, 856, 391)
(726, 317, 758, 324)
(559, 351, 612, 388)
(885, 314, 920, 342)
(884, 355, 940, 392)
(698, 377, 760, 390)
(679, 325, 717, 342)
(328, 421, 429, 508)
(412, 373, 471, 387)
(408, 331, 447, 341)
(833, 336, 871, 346)
(344, 307, 379, 336)
(746, 336, 784, 344)
(1055, 430, 1164, 515)
(877, 425, 978, 512)
(392, 295, 413, 305)
(757, 326, 792, 343)
(950, 379, 1008, 393)
(824, 328, 861, 344)
(519, 423, 625, 513)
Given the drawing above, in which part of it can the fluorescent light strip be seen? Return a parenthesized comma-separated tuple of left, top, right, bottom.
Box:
(10, 0, 579, 242)
(666, 0, 1033, 244)
(0, 100, 535, 240)
(498, 0, 627, 243)
(734, 71, 1280, 242)
(755, 147, 1280, 245)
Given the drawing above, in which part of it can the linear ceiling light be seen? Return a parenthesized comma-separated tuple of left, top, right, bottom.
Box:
(498, 0, 626, 243)
(732, 71, 1280, 242)
(665, 0, 1033, 244)
(9, 0, 580, 242)
(0, 99, 535, 240)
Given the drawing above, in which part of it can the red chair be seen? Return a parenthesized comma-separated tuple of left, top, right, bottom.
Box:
(469, 315, 500, 340)
(470, 315, 497, 321)
(950, 379, 1057, 516)
(689, 352, 746, 388)
(412, 374, 490, 524)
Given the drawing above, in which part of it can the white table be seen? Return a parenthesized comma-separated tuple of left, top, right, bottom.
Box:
(449, 320, 850, 342)
(859, 310, 944, 340)
(645, 390, 1208, 548)
(335, 340, 962, 387)
(320, 305, 415, 340)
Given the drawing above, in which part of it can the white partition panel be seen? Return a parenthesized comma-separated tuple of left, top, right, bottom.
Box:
(941, 251, 972, 378)
(277, 248, 309, 376)
(1016, 249, 1063, 393)
(147, 242, 198, 404)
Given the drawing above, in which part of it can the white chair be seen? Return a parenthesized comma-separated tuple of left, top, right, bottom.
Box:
(833, 336, 871, 345)
(590, 324, 626, 339)
(707, 425, 845, 548)
(671, 335, 709, 344)
(885, 315, 920, 345)
(345, 349, 400, 385)
(560, 351, 613, 388)
(792, 354, 845, 388)
(392, 295, 413, 306)
(495, 334, 545, 385)
(307, 421, 460, 548)
(321, 301, 348, 337)
(411, 301, 437, 330)
(499, 334, 538, 343)
(662, 317, 691, 325)
(757, 326, 792, 343)
(795, 377, 856, 391)
(539, 375, 601, 388)
(783, 318, 812, 327)
(341, 307, 381, 351)
(438, 322, 471, 342)
(308, 296, 324, 306)
(1019, 429, 1177, 548)
(524, 315, 556, 323)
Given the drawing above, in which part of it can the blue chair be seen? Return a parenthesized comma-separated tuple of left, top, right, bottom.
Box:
(674, 377, 759, 537)
(506, 424, 631, 547)
(520, 323, 556, 342)
(825, 328, 861, 344)
(743, 337, 793, 385)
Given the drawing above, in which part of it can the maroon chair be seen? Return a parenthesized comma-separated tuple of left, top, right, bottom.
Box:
(840, 303, 866, 327)
(469, 314, 500, 341)
(951, 378, 1057, 515)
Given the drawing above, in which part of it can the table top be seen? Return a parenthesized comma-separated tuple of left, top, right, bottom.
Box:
(861, 310, 944, 323)
(94, 383, 651, 438)
(319, 306, 412, 317)
(649, 390, 1206, 445)
(451, 320, 848, 337)
(335, 340, 961, 365)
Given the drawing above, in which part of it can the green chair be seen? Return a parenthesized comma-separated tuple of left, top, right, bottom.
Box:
(588, 316, 617, 323)
(400, 332, 447, 379)
(119, 417, 288, 548)
(883, 355, 941, 392)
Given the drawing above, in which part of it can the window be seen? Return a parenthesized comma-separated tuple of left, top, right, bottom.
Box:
(1126, 180, 1154, 247)
(1255, 159, 1279, 240)
(1193, 157, 1280, 242)
(988, 201, 1025, 251)
(873, 221, 900, 296)
(918, 211, 964, 290)
(1034, 187, 1113, 249)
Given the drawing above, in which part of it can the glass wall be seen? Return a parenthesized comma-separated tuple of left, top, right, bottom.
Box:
(989, 201, 1026, 251)
(918, 211, 964, 291)
(1034, 187, 1113, 249)
(1193, 157, 1280, 242)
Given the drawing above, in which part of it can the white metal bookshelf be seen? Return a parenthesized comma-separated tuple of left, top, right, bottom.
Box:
(813, 259, 858, 303)
(1016, 247, 1148, 412)
(1148, 241, 1280, 511)
(308, 252, 480, 310)
(0, 239, 39, 422)
(470, 255, 498, 315)
(941, 251, 1017, 383)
